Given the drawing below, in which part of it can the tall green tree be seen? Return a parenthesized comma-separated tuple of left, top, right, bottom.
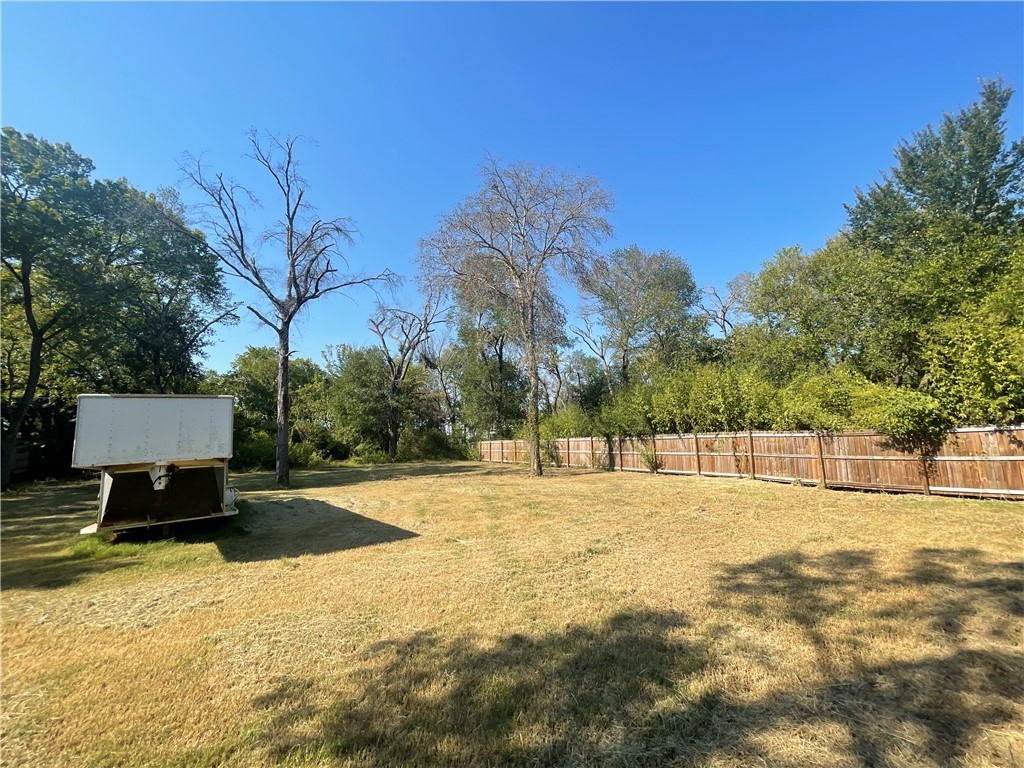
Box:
(848, 79, 1022, 244)
(576, 245, 702, 389)
(2, 129, 232, 487)
(735, 82, 1022, 391)
(1, 129, 98, 487)
(447, 314, 528, 441)
(324, 344, 446, 459)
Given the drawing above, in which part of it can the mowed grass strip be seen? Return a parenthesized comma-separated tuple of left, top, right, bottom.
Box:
(2, 462, 1021, 768)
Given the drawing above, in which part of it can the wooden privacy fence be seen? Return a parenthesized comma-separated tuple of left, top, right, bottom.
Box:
(477, 426, 1024, 499)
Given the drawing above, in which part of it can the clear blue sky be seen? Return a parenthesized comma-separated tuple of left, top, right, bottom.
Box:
(3, 2, 1022, 373)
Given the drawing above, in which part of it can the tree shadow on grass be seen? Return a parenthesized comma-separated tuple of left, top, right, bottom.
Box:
(1, 481, 97, 538)
(247, 549, 1022, 767)
(254, 609, 702, 767)
(709, 547, 1023, 767)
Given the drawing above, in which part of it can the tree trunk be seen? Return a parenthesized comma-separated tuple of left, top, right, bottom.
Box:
(525, 332, 543, 477)
(275, 322, 291, 487)
(153, 348, 165, 394)
(494, 335, 506, 437)
(386, 387, 400, 460)
(1, 329, 44, 491)
(386, 416, 400, 460)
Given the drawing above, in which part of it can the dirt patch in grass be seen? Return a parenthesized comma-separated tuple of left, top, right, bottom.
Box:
(2, 462, 1022, 767)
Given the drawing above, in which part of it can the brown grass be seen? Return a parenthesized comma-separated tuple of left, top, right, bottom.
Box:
(2, 462, 1022, 767)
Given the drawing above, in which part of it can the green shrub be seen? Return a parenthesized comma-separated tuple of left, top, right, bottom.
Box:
(597, 384, 655, 436)
(232, 431, 276, 471)
(687, 366, 745, 432)
(737, 368, 779, 429)
(289, 441, 330, 468)
(854, 384, 954, 454)
(774, 369, 859, 431)
(651, 368, 694, 433)
(541, 439, 564, 467)
(350, 443, 392, 464)
(921, 312, 1024, 426)
(637, 440, 662, 472)
(539, 404, 595, 439)
(396, 428, 467, 461)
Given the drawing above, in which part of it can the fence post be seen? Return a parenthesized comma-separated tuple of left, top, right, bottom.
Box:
(815, 432, 828, 489)
(693, 433, 702, 476)
(590, 435, 595, 469)
(512, 440, 517, 464)
(921, 455, 932, 496)
(566, 437, 571, 468)
(651, 434, 658, 474)
(618, 436, 624, 472)
(747, 430, 756, 479)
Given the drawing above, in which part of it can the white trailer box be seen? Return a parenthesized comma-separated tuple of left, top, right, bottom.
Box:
(72, 395, 238, 534)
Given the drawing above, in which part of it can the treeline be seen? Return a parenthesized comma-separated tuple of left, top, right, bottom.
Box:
(1, 129, 236, 487)
(441, 81, 1024, 458)
(2, 81, 1021, 484)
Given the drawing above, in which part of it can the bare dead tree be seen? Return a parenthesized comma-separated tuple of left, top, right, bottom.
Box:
(419, 155, 612, 476)
(572, 314, 617, 395)
(368, 289, 444, 459)
(539, 346, 571, 413)
(698, 274, 750, 338)
(181, 130, 392, 486)
(419, 322, 460, 436)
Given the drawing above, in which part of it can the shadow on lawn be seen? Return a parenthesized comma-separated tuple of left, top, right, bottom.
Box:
(713, 548, 1023, 767)
(251, 548, 1023, 767)
(209, 498, 418, 562)
(0, 481, 137, 590)
(1, 479, 419, 587)
(231, 461, 513, 493)
(255, 608, 704, 766)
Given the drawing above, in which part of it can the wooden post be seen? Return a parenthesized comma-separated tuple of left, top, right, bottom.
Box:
(566, 437, 571, 468)
(815, 432, 828, 489)
(651, 434, 658, 474)
(921, 455, 932, 496)
(590, 435, 595, 469)
(693, 433, 702, 476)
(512, 440, 518, 464)
(618, 436, 624, 472)
(747, 430, 756, 479)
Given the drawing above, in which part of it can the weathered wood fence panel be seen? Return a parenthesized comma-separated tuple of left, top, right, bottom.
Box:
(476, 426, 1024, 499)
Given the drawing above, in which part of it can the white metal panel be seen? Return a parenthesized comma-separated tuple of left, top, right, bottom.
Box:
(72, 395, 234, 469)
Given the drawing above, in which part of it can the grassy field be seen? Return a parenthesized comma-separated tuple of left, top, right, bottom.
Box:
(1, 462, 1021, 767)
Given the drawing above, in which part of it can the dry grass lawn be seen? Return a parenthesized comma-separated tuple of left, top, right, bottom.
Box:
(2, 462, 1022, 767)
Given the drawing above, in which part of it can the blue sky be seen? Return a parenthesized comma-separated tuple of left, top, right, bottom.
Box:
(3, 2, 1022, 373)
